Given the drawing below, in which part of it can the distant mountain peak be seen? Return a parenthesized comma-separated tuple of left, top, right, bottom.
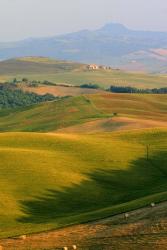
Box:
(0, 22, 167, 73)
(99, 22, 129, 33)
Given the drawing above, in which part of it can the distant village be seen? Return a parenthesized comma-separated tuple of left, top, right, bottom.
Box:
(87, 64, 116, 70)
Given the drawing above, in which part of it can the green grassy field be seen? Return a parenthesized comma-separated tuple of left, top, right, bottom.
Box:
(0, 129, 167, 237)
(0, 96, 109, 132)
(0, 129, 167, 238)
(0, 93, 166, 133)
(0, 57, 167, 88)
(4, 70, 167, 89)
(0, 58, 167, 241)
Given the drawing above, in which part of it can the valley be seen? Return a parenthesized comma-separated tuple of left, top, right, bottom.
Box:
(0, 56, 166, 249)
(1, 1, 167, 248)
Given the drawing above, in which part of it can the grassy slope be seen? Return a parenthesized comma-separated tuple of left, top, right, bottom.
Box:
(58, 93, 167, 133)
(0, 93, 166, 133)
(88, 93, 167, 121)
(0, 129, 167, 237)
(0, 57, 85, 75)
(0, 57, 167, 88)
(57, 117, 167, 134)
(0, 96, 108, 132)
(0, 56, 167, 244)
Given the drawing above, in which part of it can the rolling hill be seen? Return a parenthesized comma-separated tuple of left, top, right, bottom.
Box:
(0, 93, 166, 133)
(89, 93, 167, 121)
(0, 129, 167, 238)
(0, 57, 85, 75)
(1, 57, 167, 89)
(1, 23, 167, 72)
(0, 61, 167, 241)
(0, 96, 108, 132)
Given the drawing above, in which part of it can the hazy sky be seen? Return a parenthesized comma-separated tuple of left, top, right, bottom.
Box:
(0, 0, 167, 42)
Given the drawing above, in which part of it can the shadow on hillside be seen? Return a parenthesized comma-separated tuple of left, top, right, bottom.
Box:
(18, 151, 167, 224)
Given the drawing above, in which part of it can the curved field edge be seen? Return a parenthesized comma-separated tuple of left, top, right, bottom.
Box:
(3, 191, 167, 239)
(0, 128, 167, 238)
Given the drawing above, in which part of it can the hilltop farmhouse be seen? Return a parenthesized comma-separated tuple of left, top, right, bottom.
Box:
(87, 64, 112, 70)
(87, 64, 99, 70)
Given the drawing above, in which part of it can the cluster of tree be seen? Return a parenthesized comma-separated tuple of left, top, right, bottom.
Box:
(108, 85, 167, 94)
(0, 84, 56, 109)
(80, 83, 100, 89)
(11, 78, 55, 87)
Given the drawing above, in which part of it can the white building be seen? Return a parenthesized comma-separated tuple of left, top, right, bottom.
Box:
(88, 64, 99, 70)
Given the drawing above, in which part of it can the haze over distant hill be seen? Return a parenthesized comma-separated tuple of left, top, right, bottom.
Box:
(1, 23, 167, 72)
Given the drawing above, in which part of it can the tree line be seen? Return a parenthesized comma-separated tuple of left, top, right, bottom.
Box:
(79, 83, 167, 94)
(107, 85, 167, 94)
(0, 84, 56, 109)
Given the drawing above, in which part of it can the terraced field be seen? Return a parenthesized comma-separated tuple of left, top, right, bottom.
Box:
(0, 129, 167, 238)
